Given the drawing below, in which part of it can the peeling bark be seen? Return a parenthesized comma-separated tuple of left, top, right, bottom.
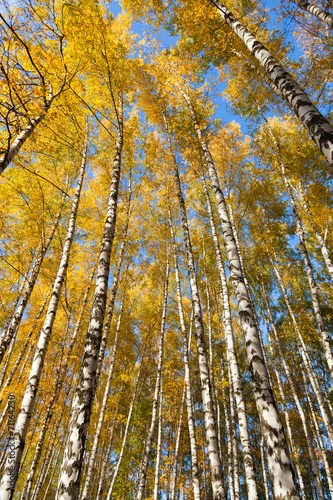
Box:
(0, 142, 87, 500)
(55, 108, 123, 500)
(207, 0, 333, 165)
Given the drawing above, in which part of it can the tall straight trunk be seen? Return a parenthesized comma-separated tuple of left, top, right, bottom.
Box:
(301, 368, 333, 498)
(263, 116, 333, 380)
(55, 104, 123, 500)
(80, 295, 124, 500)
(270, 258, 333, 447)
(105, 363, 141, 500)
(20, 271, 94, 500)
(0, 290, 50, 398)
(169, 216, 200, 500)
(39, 443, 62, 500)
(221, 374, 234, 500)
(229, 382, 240, 500)
(1, 279, 26, 341)
(207, 0, 333, 165)
(261, 282, 326, 499)
(95, 409, 118, 500)
(185, 94, 298, 499)
(203, 244, 214, 377)
(0, 208, 62, 365)
(260, 437, 270, 500)
(32, 444, 56, 500)
(164, 116, 225, 500)
(29, 411, 63, 500)
(269, 343, 308, 499)
(291, 0, 333, 29)
(0, 142, 87, 500)
(153, 379, 163, 500)
(136, 261, 169, 500)
(202, 174, 258, 500)
(95, 179, 131, 386)
(296, 182, 333, 282)
(170, 385, 186, 500)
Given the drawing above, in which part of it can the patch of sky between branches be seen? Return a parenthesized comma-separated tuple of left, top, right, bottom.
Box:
(108, 0, 249, 139)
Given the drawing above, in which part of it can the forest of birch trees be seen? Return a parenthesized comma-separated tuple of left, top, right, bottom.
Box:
(0, 0, 333, 498)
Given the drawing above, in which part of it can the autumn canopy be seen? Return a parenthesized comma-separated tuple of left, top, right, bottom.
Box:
(0, 0, 333, 499)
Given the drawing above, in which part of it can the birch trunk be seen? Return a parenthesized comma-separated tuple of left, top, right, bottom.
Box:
(291, 0, 333, 29)
(301, 369, 333, 498)
(221, 379, 234, 500)
(164, 116, 225, 500)
(260, 437, 270, 500)
(105, 363, 141, 500)
(95, 179, 131, 386)
(207, 0, 333, 165)
(271, 350, 308, 499)
(170, 385, 186, 500)
(0, 74, 65, 174)
(261, 282, 326, 499)
(20, 273, 94, 500)
(136, 261, 169, 500)
(229, 382, 240, 500)
(55, 105, 123, 500)
(95, 410, 117, 500)
(0, 290, 50, 398)
(80, 296, 124, 500)
(30, 411, 63, 500)
(40, 444, 62, 500)
(0, 142, 87, 500)
(263, 117, 333, 380)
(183, 95, 298, 499)
(296, 182, 333, 282)
(271, 258, 333, 447)
(0, 208, 62, 365)
(153, 379, 163, 500)
(169, 216, 201, 500)
(202, 174, 258, 500)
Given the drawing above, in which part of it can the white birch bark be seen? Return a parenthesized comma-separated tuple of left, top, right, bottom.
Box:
(270, 346, 308, 499)
(95, 179, 131, 387)
(295, 182, 333, 282)
(262, 117, 333, 380)
(183, 94, 298, 499)
(153, 378, 163, 500)
(0, 142, 87, 500)
(261, 283, 326, 499)
(221, 376, 234, 500)
(105, 363, 141, 500)
(183, 92, 298, 500)
(30, 411, 63, 500)
(207, 0, 333, 165)
(20, 272, 94, 500)
(0, 208, 62, 365)
(170, 384, 186, 500)
(229, 382, 240, 500)
(0, 71, 65, 174)
(169, 216, 201, 500)
(270, 258, 333, 447)
(80, 296, 124, 500)
(40, 444, 62, 500)
(55, 105, 123, 500)
(164, 116, 225, 500)
(260, 437, 270, 500)
(202, 174, 258, 500)
(301, 368, 333, 498)
(136, 261, 169, 500)
(0, 290, 50, 399)
(95, 410, 118, 500)
(291, 0, 333, 29)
